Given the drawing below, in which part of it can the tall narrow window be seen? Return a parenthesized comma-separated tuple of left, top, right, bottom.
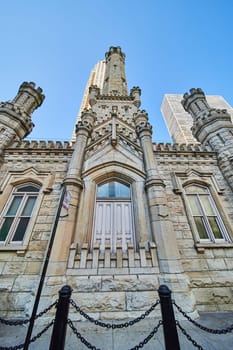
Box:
(185, 184, 230, 242)
(93, 181, 135, 252)
(0, 183, 40, 244)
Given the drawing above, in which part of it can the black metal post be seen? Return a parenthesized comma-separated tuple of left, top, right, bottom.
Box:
(49, 285, 72, 350)
(158, 285, 180, 350)
(24, 186, 66, 350)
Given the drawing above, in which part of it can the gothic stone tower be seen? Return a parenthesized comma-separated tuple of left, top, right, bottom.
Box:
(1, 48, 233, 321)
(47, 46, 196, 319)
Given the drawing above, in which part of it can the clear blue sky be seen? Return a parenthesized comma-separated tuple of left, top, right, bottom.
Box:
(0, 0, 232, 143)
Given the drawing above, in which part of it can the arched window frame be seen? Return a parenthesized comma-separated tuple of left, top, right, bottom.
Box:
(184, 183, 231, 244)
(0, 182, 41, 246)
(92, 179, 136, 253)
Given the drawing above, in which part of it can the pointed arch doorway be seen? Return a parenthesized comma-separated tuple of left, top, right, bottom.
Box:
(92, 181, 135, 253)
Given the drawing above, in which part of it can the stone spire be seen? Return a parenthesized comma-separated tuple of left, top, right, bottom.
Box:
(0, 81, 45, 158)
(102, 46, 128, 96)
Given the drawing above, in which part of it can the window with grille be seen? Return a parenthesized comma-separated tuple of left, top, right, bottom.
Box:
(0, 183, 40, 244)
(185, 184, 230, 242)
(92, 181, 135, 252)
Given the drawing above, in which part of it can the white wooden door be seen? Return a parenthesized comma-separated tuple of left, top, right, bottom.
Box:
(93, 200, 134, 252)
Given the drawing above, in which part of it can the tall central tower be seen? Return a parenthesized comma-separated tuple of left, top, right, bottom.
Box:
(102, 46, 128, 95)
(54, 46, 187, 295)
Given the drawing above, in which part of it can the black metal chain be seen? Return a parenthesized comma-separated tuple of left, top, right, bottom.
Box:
(67, 318, 162, 350)
(173, 301, 233, 334)
(70, 299, 160, 329)
(67, 319, 100, 350)
(0, 300, 57, 326)
(0, 320, 54, 350)
(34, 300, 58, 320)
(176, 320, 204, 350)
(128, 320, 162, 350)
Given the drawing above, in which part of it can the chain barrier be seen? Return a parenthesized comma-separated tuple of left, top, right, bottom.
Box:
(173, 301, 233, 334)
(0, 300, 57, 327)
(0, 320, 54, 350)
(176, 321, 204, 350)
(67, 318, 162, 350)
(70, 299, 160, 329)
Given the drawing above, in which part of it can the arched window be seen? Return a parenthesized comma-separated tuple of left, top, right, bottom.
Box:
(92, 181, 135, 252)
(0, 183, 40, 244)
(185, 184, 230, 242)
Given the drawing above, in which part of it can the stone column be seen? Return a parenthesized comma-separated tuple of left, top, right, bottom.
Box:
(182, 88, 233, 191)
(134, 110, 183, 273)
(49, 110, 95, 273)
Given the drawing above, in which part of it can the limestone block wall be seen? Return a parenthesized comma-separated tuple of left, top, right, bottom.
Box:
(154, 143, 233, 312)
(41, 241, 195, 321)
(0, 140, 72, 318)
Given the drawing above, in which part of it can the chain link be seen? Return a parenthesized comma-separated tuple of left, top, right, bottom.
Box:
(70, 299, 160, 329)
(67, 318, 162, 350)
(0, 320, 54, 350)
(176, 320, 204, 350)
(173, 301, 233, 334)
(128, 320, 162, 350)
(67, 319, 100, 350)
(35, 300, 58, 320)
(0, 300, 57, 327)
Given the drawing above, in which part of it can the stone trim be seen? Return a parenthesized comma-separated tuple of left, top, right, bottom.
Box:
(195, 242, 233, 253)
(67, 242, 158, 274)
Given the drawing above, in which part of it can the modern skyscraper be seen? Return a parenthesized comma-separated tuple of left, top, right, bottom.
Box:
(71, 60, 106, 142)
(161, 93, 233, 144)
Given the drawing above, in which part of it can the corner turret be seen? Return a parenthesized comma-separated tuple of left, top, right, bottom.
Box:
(0, 81, 45, 158)
(182, 88, 232, 144)
(182, 87, 233, 191)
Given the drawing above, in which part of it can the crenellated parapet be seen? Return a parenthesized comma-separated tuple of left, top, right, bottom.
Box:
(8, 139, 71, 150)
(182, 88, 210, 118)
(105, 46, 126, 62)
(153, 142, 212, 153)
(12, 81, 45, 116)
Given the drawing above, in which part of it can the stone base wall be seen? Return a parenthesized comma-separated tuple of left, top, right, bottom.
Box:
(39, 271, 197, 322)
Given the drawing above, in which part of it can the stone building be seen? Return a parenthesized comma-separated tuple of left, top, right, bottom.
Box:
(0, 47, 233, 322)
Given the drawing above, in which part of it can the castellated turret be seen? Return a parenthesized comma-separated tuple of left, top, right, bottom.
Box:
(0, 81, 45, 157)
(182, 88, 233, 191)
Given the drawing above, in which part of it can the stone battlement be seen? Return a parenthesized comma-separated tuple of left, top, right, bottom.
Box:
(152, 142, 212, 152)
(8, 139, 72, 150)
